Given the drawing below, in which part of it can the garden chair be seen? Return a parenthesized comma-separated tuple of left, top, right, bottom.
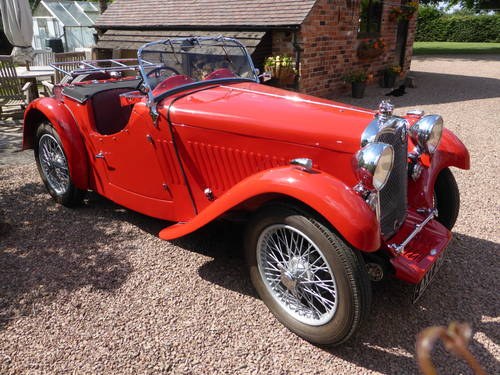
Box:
(41, 51, 86, 95)
(53, 51, 86, 83)
(31, 49, 55, 68)
(0, 55, 33, 116)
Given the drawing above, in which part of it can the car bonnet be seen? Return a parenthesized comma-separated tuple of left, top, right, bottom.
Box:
(167, 82, 376, 154)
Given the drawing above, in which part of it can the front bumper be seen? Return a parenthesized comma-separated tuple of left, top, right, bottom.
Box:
(386, 209, 452, 284)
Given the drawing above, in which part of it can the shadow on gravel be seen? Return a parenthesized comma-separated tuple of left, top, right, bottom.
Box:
(3, 177, 497, 372)
(339, 72, 500, 110)
(175, 222, 500, 374)
(0, 183, 133, 330)
(0, 119, 33, 168)
(0, 120, 22, 151)
(327, 233, 500, 374)
(0, 123, 22, 152)
(172, 220, 257, 298)
(395, 71, 500, 106)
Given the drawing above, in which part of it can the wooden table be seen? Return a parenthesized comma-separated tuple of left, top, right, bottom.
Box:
(15, 66, 55, 100)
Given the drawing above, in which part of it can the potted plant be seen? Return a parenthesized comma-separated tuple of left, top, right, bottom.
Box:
(389, 1, 418, 22)
(357, 38, 385, 60)
(343, 70, 368, 98)
(264, 55, 297, 87)
(382, 64, 402, 88)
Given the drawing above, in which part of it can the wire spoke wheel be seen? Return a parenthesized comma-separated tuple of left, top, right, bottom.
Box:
(257, 224, 338, 326)
(38, 134, 70, 195)
(246, 206, 372, 345)
(34, 123, 85, 207)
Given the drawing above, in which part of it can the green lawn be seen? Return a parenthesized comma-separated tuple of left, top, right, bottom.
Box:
(413, 42, 500, 55)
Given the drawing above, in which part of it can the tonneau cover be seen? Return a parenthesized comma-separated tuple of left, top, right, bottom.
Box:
(62, 79, 141, 103)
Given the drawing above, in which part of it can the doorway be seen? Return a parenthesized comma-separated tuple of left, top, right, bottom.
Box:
(395, 19, 409, 67)
(395, 0, 410, 67)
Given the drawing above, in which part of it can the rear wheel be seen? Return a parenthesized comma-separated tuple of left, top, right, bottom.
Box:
(34, 123, 85, 207)
(245, 205, 371, 346)
(434, 168, 460, 230)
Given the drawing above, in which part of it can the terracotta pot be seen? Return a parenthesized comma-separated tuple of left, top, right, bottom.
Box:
(266, 67, 296, 87)
(279, 71, 296, 86)
(382, 72, 397, 88)
(351, 82, 366, 98)
(357, 48, 383, 60)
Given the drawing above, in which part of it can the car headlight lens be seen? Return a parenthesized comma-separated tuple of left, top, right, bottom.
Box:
(353, 142, 394, 191)
(409, 114, 443, 155)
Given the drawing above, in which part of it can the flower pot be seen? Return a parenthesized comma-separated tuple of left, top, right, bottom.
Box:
(278, 70, 296, 86)
(382, 72, 397, 88)
(357, 48, 383, 60)
(351, 82, 366, 98)
(266, 67, 296, 87)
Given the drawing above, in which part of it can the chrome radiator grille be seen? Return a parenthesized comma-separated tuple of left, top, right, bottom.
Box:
(377, 123, 408, 239)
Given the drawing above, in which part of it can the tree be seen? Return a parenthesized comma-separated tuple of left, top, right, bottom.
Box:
(97, 0, 108, 14)
(29, 0, 41, 11)
(419, 0, 500, 11)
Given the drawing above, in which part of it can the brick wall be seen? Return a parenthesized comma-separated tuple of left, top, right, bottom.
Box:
(272, 0, 418, 98)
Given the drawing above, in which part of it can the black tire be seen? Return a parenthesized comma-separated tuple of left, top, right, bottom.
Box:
(245, 205, 372, 346)
(34, 123, 85, 207)
(434, 168, 460, 230)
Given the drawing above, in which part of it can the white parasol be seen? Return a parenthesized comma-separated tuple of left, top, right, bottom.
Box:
(0, 0, 34, 63)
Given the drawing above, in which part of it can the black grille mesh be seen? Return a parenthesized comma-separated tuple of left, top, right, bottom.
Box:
(377, 125, 408, 239)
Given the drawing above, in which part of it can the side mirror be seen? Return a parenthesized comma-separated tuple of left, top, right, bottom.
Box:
(254, 68, 272, 83)
(258, 71, 272, 83)
(119, 90, 144, 107)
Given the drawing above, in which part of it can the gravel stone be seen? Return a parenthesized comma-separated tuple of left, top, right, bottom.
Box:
(0, 55, 499, 374)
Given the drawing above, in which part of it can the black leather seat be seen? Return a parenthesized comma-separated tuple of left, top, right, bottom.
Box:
(91, 88, 134, 135)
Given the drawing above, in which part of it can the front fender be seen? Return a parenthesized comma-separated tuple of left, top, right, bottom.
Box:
(23, 98, 89, 190)
(159, 166, 381, 251)
(432, 128, 470, 171)
(409, 128, 470, 208)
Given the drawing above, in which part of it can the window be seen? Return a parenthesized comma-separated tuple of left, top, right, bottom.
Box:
(358, 0, 383, 37)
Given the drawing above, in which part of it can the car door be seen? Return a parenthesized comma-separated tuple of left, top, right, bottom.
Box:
(87, 96, 194, 222)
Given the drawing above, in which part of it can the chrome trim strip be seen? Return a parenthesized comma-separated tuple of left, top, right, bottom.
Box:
(390, 208, 438, 254)
(224, 86, 374, 115)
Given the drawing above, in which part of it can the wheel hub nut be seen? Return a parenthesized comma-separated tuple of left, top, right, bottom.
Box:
(280, 270, 297, 292)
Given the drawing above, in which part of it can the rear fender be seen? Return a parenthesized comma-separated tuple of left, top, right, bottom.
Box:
(159, 166, 381, 252)
(409, 128, 470, 207)
(23, 98, 89, 190)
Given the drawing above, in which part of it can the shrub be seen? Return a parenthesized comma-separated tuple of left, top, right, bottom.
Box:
(342, 70, 368, 83)
(416, 12, 500, 42)
(417, 5, 443, 23)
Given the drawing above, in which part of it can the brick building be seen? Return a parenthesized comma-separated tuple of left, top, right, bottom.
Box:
(95, 0, 418, 98)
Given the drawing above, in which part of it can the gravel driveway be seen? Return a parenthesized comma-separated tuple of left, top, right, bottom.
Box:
(1, 55, 499, 374)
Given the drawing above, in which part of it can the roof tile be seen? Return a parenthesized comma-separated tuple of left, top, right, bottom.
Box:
(96, 0, 317, 28)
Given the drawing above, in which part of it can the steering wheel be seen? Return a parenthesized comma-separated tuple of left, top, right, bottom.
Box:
(146, 66, 180, 79)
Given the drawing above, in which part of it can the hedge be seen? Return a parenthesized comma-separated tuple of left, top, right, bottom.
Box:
(416, 14, 500, 43)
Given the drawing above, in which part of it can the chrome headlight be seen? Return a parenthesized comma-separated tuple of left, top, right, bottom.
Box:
(353, 142, 394, 191)
(409, 115, 443, 155)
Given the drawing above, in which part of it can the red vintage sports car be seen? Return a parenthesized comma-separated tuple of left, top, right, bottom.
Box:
(23, 37, 469, 345)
